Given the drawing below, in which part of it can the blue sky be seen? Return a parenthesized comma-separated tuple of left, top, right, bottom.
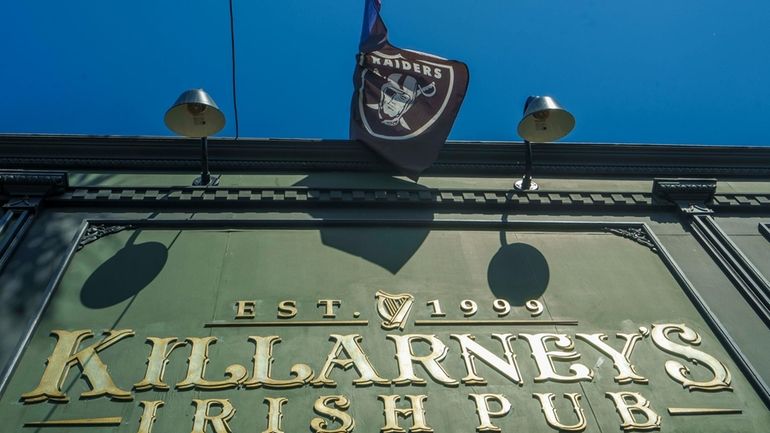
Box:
(1, 1, 769, 145)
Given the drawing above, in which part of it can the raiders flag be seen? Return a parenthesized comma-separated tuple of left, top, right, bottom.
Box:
(350, 0, 469, 179)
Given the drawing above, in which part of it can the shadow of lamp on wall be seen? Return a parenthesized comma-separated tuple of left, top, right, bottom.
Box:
(487, 229, 550, 305)
(164, 89, 226, 186)
(483, 96, 571, 303)
(80, 231, 168, 309)
(514, 96, 576, 191)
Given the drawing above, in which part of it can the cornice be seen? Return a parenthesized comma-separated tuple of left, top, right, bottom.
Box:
(1, 135, 769, 177)
(0, 171, 68, 196)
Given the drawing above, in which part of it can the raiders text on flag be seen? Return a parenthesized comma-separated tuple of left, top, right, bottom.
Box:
(350, 0, 469, 179)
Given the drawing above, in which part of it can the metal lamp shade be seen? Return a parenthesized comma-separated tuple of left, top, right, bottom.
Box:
(517, 96, 575, 142)
(164, 89, 225, 138)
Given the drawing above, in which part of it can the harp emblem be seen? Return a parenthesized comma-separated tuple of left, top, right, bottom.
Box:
(375, 290, 415, 330)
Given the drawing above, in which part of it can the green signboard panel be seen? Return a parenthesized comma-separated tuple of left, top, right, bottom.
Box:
(1, 222, 768, 432)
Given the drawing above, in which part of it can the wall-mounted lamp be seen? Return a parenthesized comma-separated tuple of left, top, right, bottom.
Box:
(164, 89, 225, 186)
(514, 96, 575, 191)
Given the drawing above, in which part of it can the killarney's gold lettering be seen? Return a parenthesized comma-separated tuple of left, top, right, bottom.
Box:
(605, 392, 661, 431)
(191, 399, 236, 433)
(518, 333, 592, 383)
(451, 334, 522, 385)
(317, 300, 341, 318)
(134, 337, 188, 391)
(379, 395, 433, 433)
(176, 337, 247, 390)
(533, 393, 587, 432)
(468, 393, 511, 432)
(311, 334, 389, 386)
(277, 301, 298, 319)
(244, 336, 313, 388)
(650, 323, 731, 391)
(21, 329, 134, 403)
(576, 333, 647, 384)
(136, 400, 164, 433)
(311, 395, 355, 433)
(262, 397, 288, 433)
(388, 334, 459, 386)
(235, 301, 256, 319)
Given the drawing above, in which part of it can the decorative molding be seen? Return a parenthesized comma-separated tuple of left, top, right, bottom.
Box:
(0, 209, 35, 273)
(714, 194, 770, 209)
(652, 178, 717, 196)
(678, 203, 714, 215)
(652, 178, 720, 217)
(604, 227, 659, 252)
(760, 223, 770, 242)
(652, 178, 717, 206)
(0, 171, 68, 187)
(77, 224, 135, 250)
(35, 186, 770, 211)
(0, 194, 44, 273)
(0, 170, 68, 196)
(1, 135, 770, 177)
(44, 187, 657, 210)
(5, 158, 770, 178)
(2, 197, 42, 211)
(689, 215, 770, 327)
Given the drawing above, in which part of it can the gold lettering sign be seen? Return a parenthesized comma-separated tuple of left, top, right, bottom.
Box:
(4, 289, 757, 432)
(4, 216, 767, 433)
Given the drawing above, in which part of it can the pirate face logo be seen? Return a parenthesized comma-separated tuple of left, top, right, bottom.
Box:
(372, 74, 436, 129)
(357, 49, 457, 140)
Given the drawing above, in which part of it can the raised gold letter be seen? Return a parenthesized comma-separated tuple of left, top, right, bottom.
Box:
(519, 333, 592, 383)
(245, 336, 313, 388)
(388, 335, 459, 386)
(450, 334, 522, 385)
(191, 399, 236, 433)
(21, 329, 134, 403)
(317, 300, 341, 318)
(533, 393, 587, 432)
(134, 337, 188, 391)
(311, 395, 355, 433)
(176, 337, 247, 390)
(576, 333, 647, 384)
(605, 392, 660, 431)
(379, 395, 432, 433)
(468, 393, 511, 432)
(136, 400, 164, 433)
(650, 323, 731, 391)
(311, 334, 388, 386)
(263, 397, 288, 433)
(235, 301, 256, 319)
(278, 301, 298, 319)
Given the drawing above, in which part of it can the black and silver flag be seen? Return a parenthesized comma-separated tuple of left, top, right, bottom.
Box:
(350, 0, 469, 179)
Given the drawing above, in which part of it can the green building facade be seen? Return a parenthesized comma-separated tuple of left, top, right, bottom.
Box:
(0, 135, 769, 432)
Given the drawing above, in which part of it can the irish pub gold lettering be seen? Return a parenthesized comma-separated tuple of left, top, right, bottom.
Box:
(469, 393, 511, 432)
